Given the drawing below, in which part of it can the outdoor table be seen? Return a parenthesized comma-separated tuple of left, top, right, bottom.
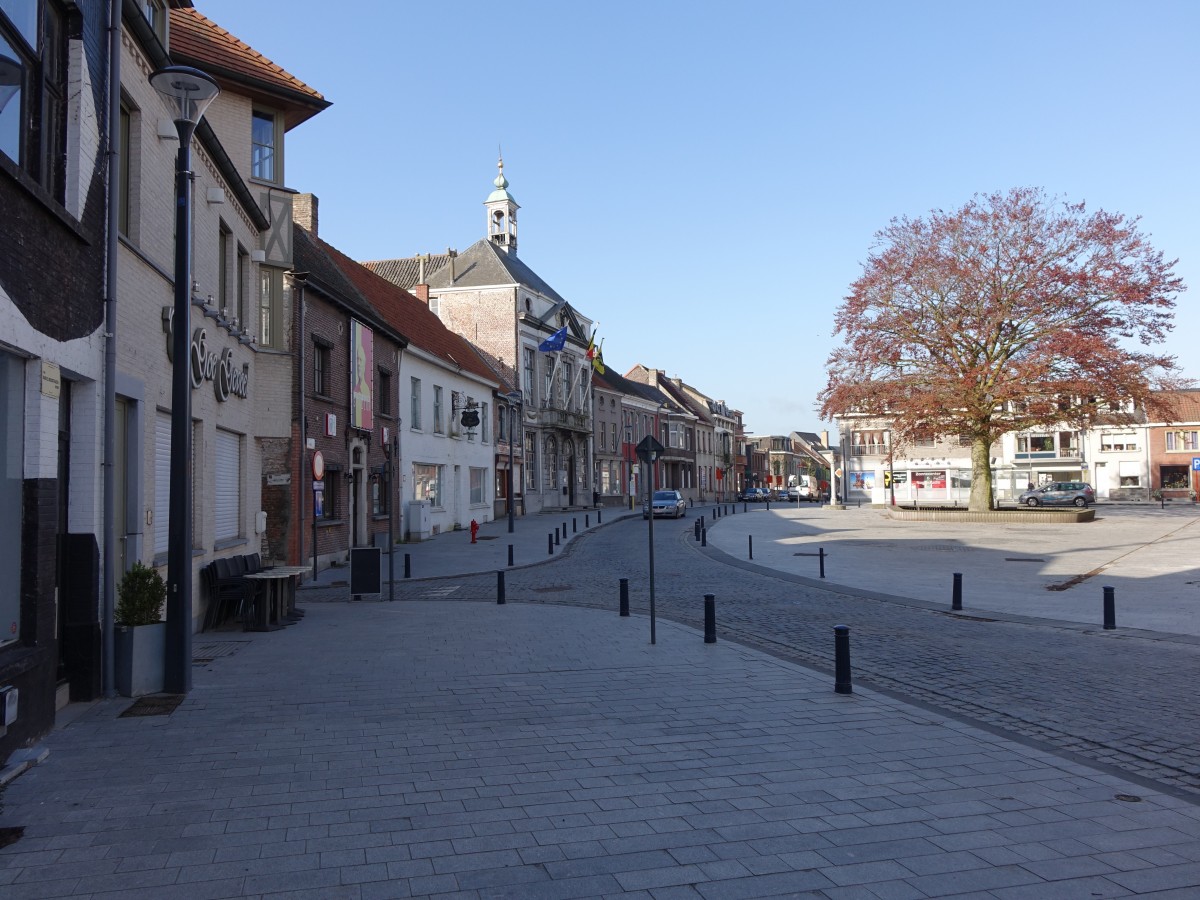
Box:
(241, 569, 304, 631)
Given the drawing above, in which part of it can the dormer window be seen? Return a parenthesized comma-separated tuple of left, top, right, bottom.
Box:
(251, 109, 280, 182)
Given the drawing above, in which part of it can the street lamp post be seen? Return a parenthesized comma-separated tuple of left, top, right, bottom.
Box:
(504, 390, 521, 532)
(150, 66, 219, 696)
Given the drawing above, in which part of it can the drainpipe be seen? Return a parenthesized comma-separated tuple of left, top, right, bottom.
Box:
(288, 272, 308, 569)
(101, 0, 123, 697)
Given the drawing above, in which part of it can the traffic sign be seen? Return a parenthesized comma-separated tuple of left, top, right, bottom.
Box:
(1192, 457, 1200, 471)
(635, 435, 665, 463)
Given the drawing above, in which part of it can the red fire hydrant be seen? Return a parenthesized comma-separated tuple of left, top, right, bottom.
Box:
(470, 519, 479, 544)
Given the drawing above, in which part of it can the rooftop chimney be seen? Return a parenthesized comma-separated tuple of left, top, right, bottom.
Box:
(821, 429, 830, 449)
(294, 193, 318, 236)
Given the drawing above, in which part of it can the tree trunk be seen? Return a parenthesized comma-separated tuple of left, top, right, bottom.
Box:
(970, 437, 994, 511)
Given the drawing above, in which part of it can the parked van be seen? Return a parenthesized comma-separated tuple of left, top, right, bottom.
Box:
(795, 475, 820, 501)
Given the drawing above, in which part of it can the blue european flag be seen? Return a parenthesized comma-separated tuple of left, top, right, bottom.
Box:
(538, 326, 568, 352)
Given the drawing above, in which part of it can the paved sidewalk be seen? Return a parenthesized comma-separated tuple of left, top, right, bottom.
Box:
(304, 505, 643, 592)
(4, 599, 1200, 898)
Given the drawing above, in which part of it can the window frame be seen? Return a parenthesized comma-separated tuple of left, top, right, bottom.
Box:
(409, 377, 422, 430)
(469, 467, 486, 505)
(250, 107, 282, 183)
(432, 385, 443, 434)
(377, 368, 392, 418)
(312, 336, 332, 397)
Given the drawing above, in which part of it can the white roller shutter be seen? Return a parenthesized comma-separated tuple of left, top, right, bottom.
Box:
(214, 429, 241, 540)
(154, 412, 171, 554)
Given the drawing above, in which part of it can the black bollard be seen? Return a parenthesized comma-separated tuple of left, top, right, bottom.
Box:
(700, 514, 705, 531)
(496, 570, 506, 605)
(619, 578, 630, 617)
(694, 519, 701, 541)
(952, 572, 963, 611)
(834, 625, 853, 694)
(819, 546, 825, 579)
(598, 509, 602, 523)
(404, 553, 411, 579)
(585, 514, 590, 527)
(562, 521, 567, 540)
(555, 527, 561, 546)
(689, 497, 694, 507)
(507, 544, 514, 567)
(573, 518, 577, 533)
(743, 502, 747, 513)
(702, 527, 707, 547)
(704, 594, 716, 643)
(548, 533, 553, 556)
(1103, 585, 1116, 630)
(749, 535, 754, 560)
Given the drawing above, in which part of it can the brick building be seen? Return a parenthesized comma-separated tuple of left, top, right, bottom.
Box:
(1, 0, 110, 757)
(364, 159, 597, 514)
(292, 199, 499, 554)
(114, 3, 326, 641)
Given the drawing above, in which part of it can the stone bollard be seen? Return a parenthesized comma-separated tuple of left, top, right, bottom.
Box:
(1103, 585, 1116, 630)
(704, 594, 716, 643)
(619, 578, 629, 616)
(496, 570, 506, 605)
(834, 625, 853, 694)
(952, 573, 963, 611)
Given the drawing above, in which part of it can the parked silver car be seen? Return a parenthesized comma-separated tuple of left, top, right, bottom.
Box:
(1018, 482, 1095, 508)
(644, 489, 687, 519)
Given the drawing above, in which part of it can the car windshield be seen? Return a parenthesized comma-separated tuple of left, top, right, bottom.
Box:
(653, 491, 676, 501)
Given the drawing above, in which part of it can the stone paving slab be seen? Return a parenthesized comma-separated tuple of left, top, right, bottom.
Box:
(2, 600, 1198, 897)
(704, 504, 1200, 636)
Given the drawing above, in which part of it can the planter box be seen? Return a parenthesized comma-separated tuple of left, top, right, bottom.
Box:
(115, 622, 165, 697)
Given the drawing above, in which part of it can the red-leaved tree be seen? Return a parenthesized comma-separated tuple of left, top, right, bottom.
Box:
(819, 187, 1187, 511)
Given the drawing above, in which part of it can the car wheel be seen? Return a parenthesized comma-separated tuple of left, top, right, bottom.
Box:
(1074, 497, 1088, 508)
(1026, 498, 1040, 507)
(679, 508, 685, 518)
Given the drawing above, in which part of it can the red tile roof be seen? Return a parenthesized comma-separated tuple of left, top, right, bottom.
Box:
(1152, 390, 1200, 425)
(169, 8, 329, 127)
(312, 231, 502, 389)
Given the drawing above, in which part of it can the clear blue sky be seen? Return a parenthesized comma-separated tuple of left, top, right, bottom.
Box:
(199, 0, 1198, 439)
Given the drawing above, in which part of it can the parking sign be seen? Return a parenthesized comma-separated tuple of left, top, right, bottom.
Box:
(1193, 457, 1200, 471)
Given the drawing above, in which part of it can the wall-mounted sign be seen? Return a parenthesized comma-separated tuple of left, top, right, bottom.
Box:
(325, 413, 337, 437)
(40, 361, 61, 398)
(161, 308, 249, 402)
(312, 450, 325, 481)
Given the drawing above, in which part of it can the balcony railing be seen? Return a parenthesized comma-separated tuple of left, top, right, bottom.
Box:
(850, 443, 889, 456)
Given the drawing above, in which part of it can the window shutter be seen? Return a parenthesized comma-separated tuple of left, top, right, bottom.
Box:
(214, 430, 241, 540)
(154, 412, 171, 554)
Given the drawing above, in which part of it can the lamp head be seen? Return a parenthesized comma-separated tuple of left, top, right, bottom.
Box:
(150, 65, 219, 127)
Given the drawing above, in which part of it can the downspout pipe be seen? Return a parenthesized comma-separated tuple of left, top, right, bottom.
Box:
(101, 0, 123, 697)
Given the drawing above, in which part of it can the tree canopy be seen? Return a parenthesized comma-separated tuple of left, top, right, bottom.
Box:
(819, 187, 1187, 509)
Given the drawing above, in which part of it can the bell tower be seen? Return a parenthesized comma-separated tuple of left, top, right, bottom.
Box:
(484, 155, 519, 256)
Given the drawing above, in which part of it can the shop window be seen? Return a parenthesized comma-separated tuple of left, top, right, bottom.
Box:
(1160, 466, 1189, 490)
(414, 463, 442, 507)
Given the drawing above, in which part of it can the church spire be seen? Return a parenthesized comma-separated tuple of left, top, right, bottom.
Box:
(484, 154, 520, 256)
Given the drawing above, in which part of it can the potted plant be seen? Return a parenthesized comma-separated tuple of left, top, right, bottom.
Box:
(114, 562, 167, 697)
